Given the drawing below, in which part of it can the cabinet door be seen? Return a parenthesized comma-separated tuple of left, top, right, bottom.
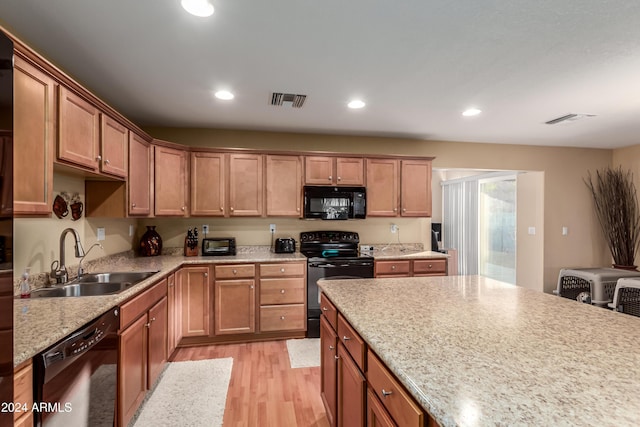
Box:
(215, 279, 256, 334)
(229, 153, 263, 216)
(154, 145, 188, 216)
(366, 158, 399, 217)
(128, 133, 152, 216)
(305, 156, 334, 185)
(337, 344, 365, 427)
(367, 388, 397, 427)
(180, 266, 211, 337)
(266, 154, 302, 217)
(58, 86, 100, 170)
(336, 157, 364, 186)
(191, 152, 226, 216)
(400, 159, 431, 217)
(147, 296, 168, 388)
(321, 316, 338, 427)
(13, 56, 55, 215)
(118, 314, 148, 427)
(100, 114, 128, 178)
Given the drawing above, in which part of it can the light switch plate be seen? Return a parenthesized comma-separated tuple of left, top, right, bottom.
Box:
(97, 227, 105, 241)
(528, 226, 536, 235)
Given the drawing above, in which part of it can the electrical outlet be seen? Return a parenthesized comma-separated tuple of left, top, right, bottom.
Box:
(390, 224, 398, 233)
(270, 224, 276, 233)
(202, 224, 209, 234)
(97, 227, 105, 241)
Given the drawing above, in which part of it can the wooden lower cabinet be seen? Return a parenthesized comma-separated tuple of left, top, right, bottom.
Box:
(259, 262, 306, 333)
(215, 278, 256, 334)
(167, 272, 182, 358)
(180, 266, 211, 337)
(321, 316, 338, 427)
(337, 344, 366, 427)
(367, 388, 396, 427)
(14, 360, 34, 427)
(375, 258, 448, 278)
(118, 279, 168, 427)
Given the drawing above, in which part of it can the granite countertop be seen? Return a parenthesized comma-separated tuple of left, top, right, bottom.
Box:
(369, 249, 449, 260)
(14, 249, 306, 366)
(318, 275, 640, 427)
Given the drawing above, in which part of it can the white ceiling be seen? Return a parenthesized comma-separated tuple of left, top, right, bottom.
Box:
(2, 0, 640, 149)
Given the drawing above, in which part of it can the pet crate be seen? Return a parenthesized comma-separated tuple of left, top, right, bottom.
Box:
(555, 268, 640, 306)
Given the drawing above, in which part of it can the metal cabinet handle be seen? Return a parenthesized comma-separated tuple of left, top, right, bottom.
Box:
(280, 316, 285, 320)
(429, 264, 433, 268)
(280, 289, 285, 294)
(230, 207, 234, 211)
(250, 285, 254, 289)
(131, 203, 136, 208)
(391, 265, 396, 270)
(322, 307, 328, 311)
(328, 175, 332, 180)
(204, 272, 208, 278)
(104, 159, 110, 165)
(220, 206, 224, 211)
(334, 355, 339, 360)
(233, 269, 237, 274)
(145, 323, 151, 328)
(329, 345, 335, 350)
(96, 155, 102, 161)
(280, 268, 285, 273)
(393, 207, 397, 212)
(150, 317, 156, 322)
(381, 389, 393, 397)
(343, 336, 351, 342)
(337, 176, 341, 181)
(181, 206, 185, 211)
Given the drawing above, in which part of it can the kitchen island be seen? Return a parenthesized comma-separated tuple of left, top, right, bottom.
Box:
(318, 275, 640, 427)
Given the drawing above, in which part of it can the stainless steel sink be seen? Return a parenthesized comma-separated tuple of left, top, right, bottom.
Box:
(28, 271, 159, 298)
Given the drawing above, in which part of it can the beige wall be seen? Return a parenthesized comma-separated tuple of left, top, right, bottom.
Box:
(14, 127, 614, 290)
(147, 127, 613, 290)
(14, 172, 136, 277)
(516, 171, 545, 292)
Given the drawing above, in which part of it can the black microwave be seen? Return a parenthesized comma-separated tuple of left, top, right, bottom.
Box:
(303, 186, 366, 220)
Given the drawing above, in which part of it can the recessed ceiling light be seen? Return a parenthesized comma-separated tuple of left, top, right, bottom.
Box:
(214, 90, 234, 100)
(462, 108, 482, 117)
(181, 0, 214, 17)
(348, 100, 366, 109)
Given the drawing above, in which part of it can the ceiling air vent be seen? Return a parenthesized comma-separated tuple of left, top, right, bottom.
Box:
(271, 92, 307, 108)
(545, 113, 596, 125)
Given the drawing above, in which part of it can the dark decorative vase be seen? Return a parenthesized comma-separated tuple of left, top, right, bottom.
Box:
(140, 226, 162, 256)
(613, 264, 638, 271)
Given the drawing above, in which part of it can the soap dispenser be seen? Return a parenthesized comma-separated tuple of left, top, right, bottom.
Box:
(19, 267, 31, 298)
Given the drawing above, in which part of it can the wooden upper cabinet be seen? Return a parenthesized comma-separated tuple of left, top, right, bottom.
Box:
(100, 114, 128, 178)
(229, 153, 263, 217)
(366, 158, 399, 216)
(304, 156, 364, 186)
(400, 159, 432, 217)
(191, 152, 225, 216)
(154, 144, 188, 216)
(13, 56, 55, 215)
(57, 85, 100, 171)
(266, 154, 302, 217)
(128, 133, 152, 216)
(335, 157, 365, 186)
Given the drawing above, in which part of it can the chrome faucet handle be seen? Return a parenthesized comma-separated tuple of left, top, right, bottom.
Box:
(50, 261, 68, 284)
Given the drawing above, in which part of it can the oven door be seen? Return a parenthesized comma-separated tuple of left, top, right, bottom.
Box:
(306, 258, 374, 337)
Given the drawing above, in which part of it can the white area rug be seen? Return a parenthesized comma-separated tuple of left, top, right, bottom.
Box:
(133, 358, 233, 427)
(286, 338, 321, 368)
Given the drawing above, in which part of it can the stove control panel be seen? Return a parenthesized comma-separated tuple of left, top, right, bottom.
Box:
(300, 231, 359, 243)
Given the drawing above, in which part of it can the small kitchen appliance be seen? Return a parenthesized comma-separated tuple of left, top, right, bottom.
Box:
(274, 237, 296, 253)
(201, 237, 236, 256)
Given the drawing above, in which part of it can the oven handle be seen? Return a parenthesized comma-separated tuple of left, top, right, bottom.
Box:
(309, 261, 374, 268)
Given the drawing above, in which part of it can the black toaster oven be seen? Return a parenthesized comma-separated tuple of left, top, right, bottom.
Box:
(202, 237, 236, 256)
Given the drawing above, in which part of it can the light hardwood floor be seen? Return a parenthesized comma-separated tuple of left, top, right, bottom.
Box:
(173, 340, 330, 427)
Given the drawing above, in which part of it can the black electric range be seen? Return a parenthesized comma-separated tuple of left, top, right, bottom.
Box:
(300, 231, 374, 337)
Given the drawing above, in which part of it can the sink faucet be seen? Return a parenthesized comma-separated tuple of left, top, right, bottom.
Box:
(78, 242, 103, 278)
(51, 228, 85, 284)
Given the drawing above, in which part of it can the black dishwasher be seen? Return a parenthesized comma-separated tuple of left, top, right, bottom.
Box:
(33, 308, 119, 427)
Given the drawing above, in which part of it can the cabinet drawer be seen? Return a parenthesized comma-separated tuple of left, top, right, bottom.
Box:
(320, 292, 338, 331)
(260, 262, 305, 277)
(120, 278, 168, 329)
(413, 259, 447, 275)
(260, 304, 305, 332)
(260, 277, 305, 304)
(215, 264, 255, 279)
(368, 351, 424, 427)
(375, 260, 410, 276)
(337, 313, 366, 371)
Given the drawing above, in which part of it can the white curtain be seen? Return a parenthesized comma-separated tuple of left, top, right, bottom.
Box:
(442, 179, 478, 275)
